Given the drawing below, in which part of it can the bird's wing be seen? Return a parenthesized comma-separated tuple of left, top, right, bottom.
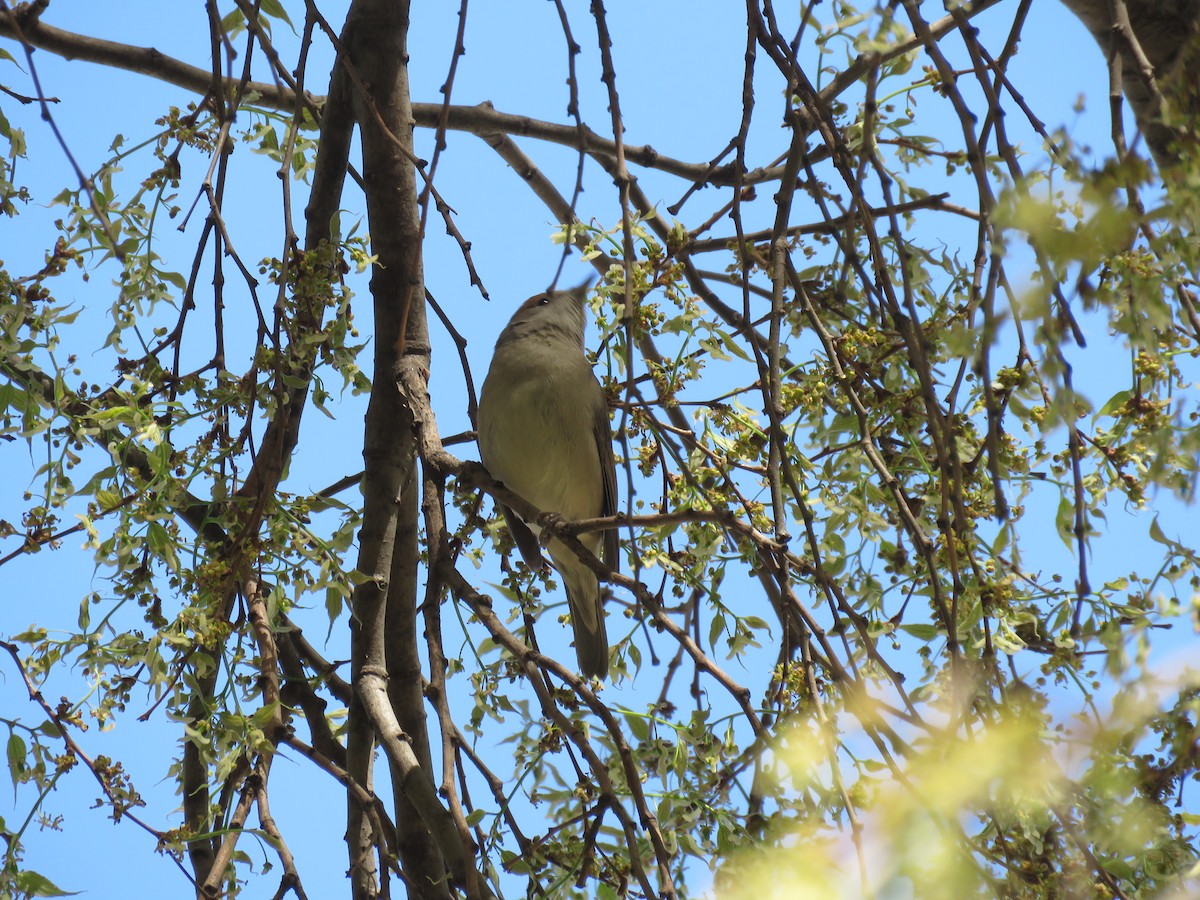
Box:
(595, 397, 619, 572)
(501, 504, 544, 570)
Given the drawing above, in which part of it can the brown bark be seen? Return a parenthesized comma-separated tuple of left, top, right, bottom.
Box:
(339, 0, 481, 896)
(1060, 0, 1200, 166)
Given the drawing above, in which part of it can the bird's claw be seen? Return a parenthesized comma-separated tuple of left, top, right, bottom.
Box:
(536, 511, 567, 547)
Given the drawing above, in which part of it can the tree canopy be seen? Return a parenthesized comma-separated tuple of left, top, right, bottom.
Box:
(1, 0, 1199, 898)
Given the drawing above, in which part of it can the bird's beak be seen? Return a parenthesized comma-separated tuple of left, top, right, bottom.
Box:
(568, 275, 595, 302)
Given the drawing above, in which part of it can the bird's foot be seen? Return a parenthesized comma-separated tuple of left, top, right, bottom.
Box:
(535, 511, 567, 547)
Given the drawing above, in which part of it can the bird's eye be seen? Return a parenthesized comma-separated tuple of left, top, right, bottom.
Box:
(538, 295, 552, 306)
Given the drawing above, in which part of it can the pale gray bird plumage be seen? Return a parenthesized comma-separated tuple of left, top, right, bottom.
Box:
(476, 284, 618, 680)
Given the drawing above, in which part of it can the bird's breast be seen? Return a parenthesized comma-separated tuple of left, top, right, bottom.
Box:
(478, 348, 605, 524)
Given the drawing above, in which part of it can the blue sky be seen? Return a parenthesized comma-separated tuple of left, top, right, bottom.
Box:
(2, 1, 1197, 897)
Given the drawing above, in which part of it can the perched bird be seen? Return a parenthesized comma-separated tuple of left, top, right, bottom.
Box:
(476, 283, 618, 680)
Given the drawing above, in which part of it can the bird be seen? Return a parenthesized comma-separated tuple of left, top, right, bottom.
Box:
(476, 283, 618, 680)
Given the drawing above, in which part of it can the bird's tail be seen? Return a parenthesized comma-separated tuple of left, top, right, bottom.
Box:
(559, 553, 609, 680)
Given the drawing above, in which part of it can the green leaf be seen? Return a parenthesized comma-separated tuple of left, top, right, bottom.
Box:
(958, 598, 983, 633)
(1148, 516, 1172, 547)
(900, 623, 939, 640)
(708, 612, 726, 649)
(259, 0, 295, 30)
(15, 870, 80, 897)
(146, 522, 180, 573)
(325, 586, 344, 623)
(1096, 389, 1131, 419)
(624, 712, 650, 742)
(7, 731, 27, 788)
(991, 523, 1011, 556)
(0, 381, 27, 414)
(1055, 494, 1074, 549)
(95, 488, 123, 510)
(718, 327, 753, 362)
(89, 406, 137, 425)
(220, 8, 246, 37)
